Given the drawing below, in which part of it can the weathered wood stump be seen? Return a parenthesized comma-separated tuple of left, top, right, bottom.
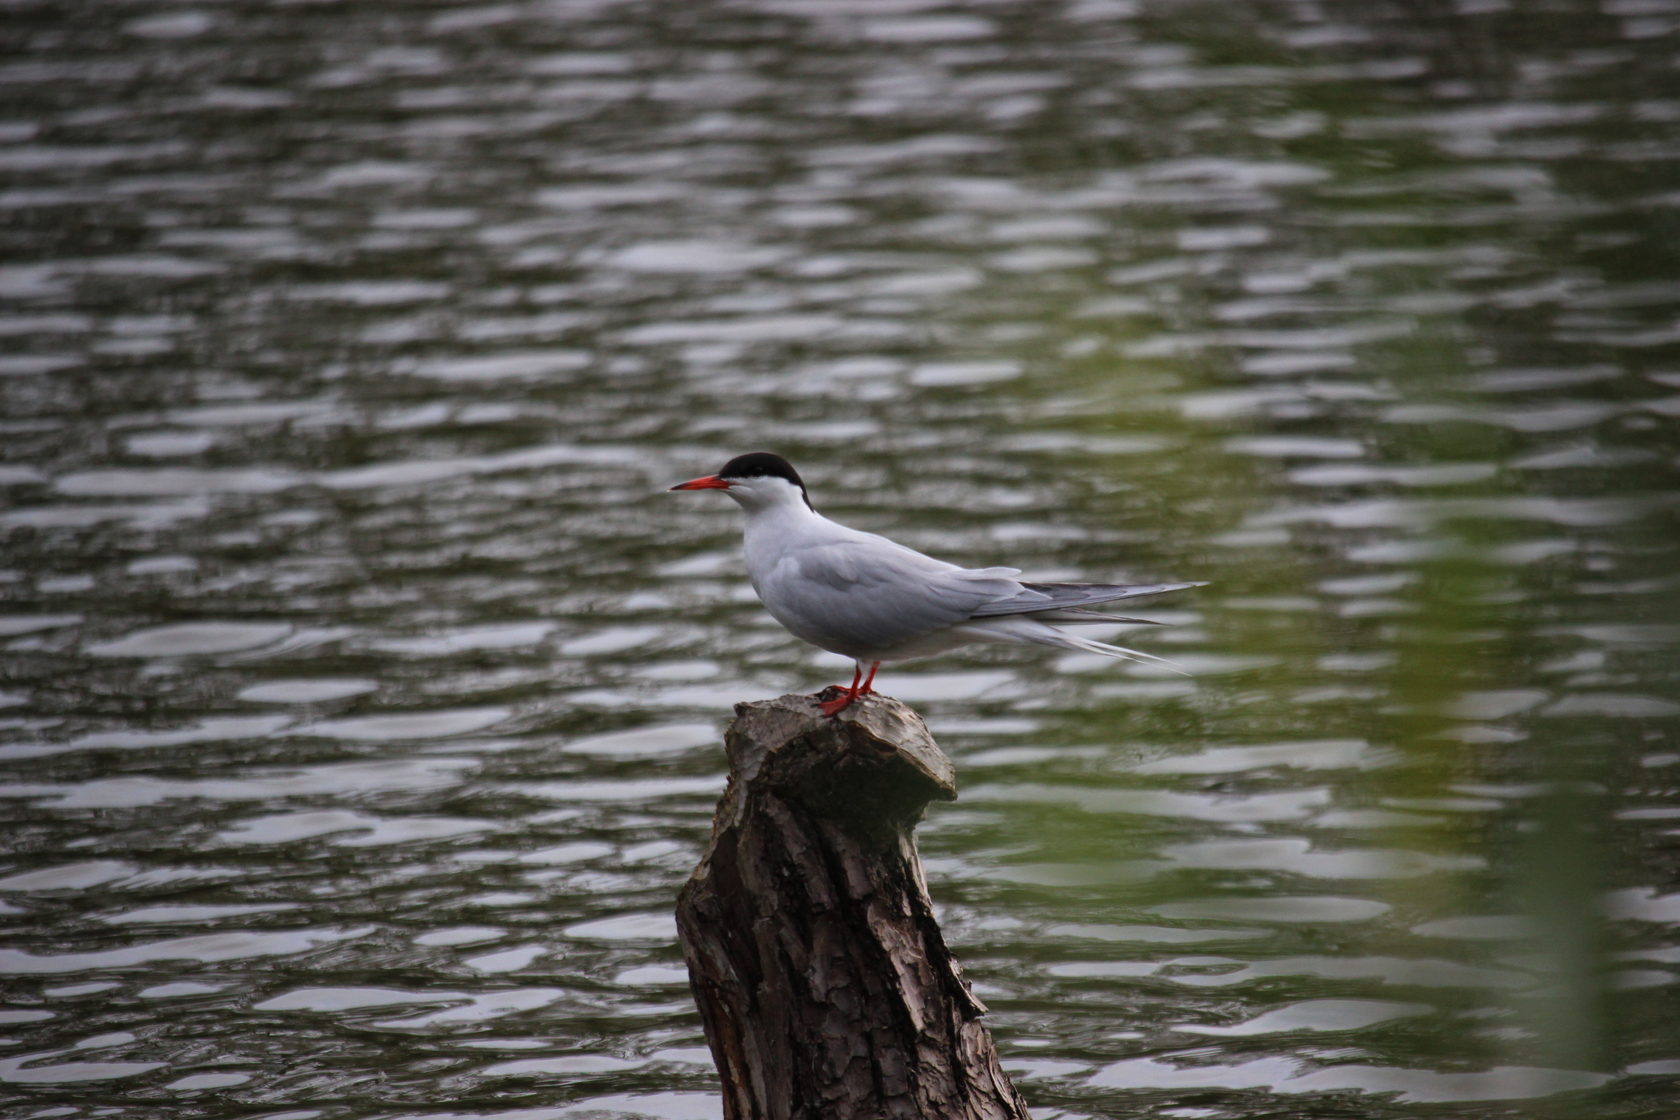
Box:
(676, 691, 1031, 1120)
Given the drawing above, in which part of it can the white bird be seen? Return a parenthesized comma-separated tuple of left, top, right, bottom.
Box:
(670, 452, 1202, 717)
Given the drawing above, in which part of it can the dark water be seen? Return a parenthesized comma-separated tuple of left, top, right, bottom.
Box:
(3, 2, 1679, 1117)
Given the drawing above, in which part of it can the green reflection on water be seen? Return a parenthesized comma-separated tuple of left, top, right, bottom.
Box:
(3, 0, 1679, 1116)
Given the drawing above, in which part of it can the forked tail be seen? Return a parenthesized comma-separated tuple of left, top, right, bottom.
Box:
(967, 618, 1190, 675)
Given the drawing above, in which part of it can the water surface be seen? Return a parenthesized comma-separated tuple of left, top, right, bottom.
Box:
(3, 2, 1679, 1118)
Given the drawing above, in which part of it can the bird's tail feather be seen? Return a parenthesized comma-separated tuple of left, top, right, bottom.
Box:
(967, 619, 1190, 675)
(1034, 628, 1191, 674)
(1029, 608, 1165, 625)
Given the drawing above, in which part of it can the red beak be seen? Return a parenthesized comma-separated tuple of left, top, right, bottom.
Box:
(669, 475, 731, 492)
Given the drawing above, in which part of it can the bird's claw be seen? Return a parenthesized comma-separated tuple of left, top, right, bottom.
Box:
(816, 686, 859, 718)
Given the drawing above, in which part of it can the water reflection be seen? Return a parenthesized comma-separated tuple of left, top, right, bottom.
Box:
(1, 0, 1678, 1117)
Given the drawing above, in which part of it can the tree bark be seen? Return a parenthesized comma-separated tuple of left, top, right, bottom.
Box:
(676, 691, 1032, 1120)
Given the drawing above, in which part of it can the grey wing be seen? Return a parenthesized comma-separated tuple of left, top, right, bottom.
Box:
(759, 541, 1007, 655)
(968, 580, 1206, 618)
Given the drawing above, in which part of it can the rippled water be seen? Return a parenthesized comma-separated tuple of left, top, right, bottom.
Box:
(3, 2, 1679, 1118)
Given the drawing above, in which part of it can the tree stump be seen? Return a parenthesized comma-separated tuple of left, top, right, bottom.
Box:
(676, 691, 1032, 1120)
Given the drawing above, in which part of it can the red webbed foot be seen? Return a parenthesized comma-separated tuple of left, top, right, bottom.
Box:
(815, 662, 880, 719)
(818, 689, 858, 718)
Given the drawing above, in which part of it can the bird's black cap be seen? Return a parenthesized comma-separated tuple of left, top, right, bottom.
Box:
(718, 452, 810, 507)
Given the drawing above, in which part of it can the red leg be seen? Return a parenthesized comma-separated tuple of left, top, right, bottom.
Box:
(858, 661, 880, 695)
(819, 662, 867, 718)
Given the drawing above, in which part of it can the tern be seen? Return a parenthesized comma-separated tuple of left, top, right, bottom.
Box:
(670, 452, 1201, 717)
